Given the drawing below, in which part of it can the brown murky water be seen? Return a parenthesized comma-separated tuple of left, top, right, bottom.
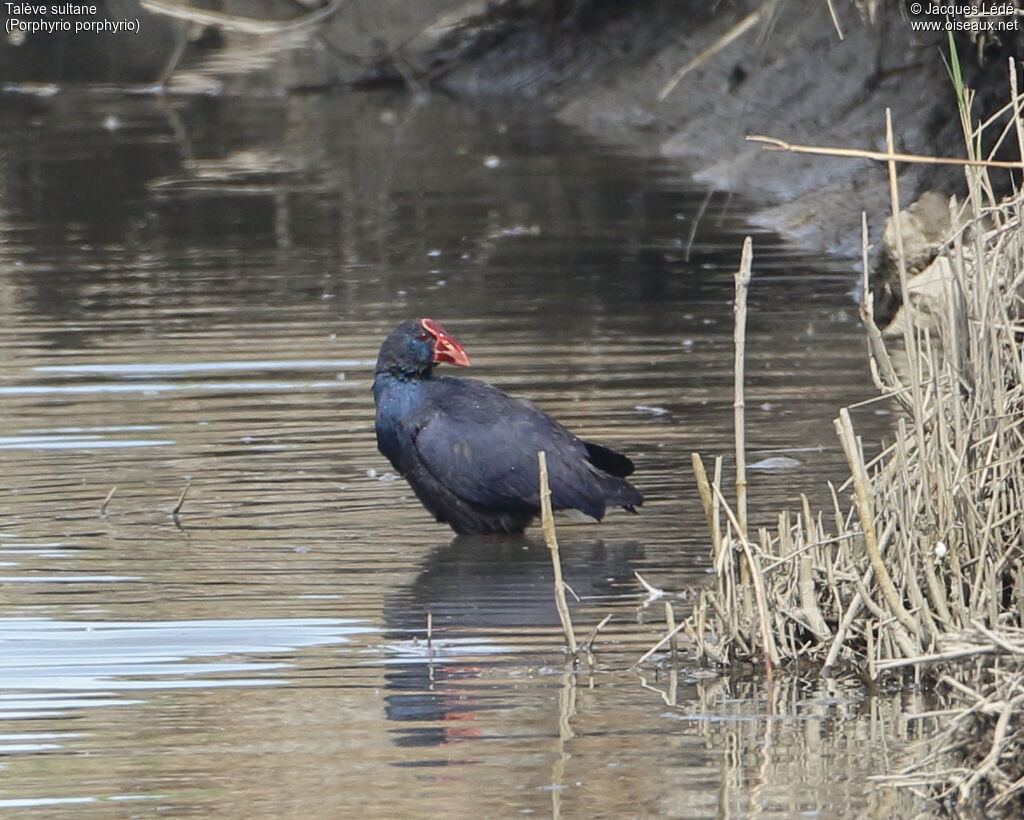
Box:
(0, 85, 929, 817)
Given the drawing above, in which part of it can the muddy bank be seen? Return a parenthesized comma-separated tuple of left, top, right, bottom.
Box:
(418, 0, 1013, 257)
(555, 3, 964, 255)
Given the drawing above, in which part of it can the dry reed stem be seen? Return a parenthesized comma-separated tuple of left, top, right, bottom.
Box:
(692, 452, 717, 551)
(711, 481, 780, 668)
(823, 0, 844, 40)
(538, 451, 578, 655)
(171, 481, 191, 523)
(1011, 59, 1024, 166)
(581, 614, 612, 655)
(835, 408, 921, 648)
(665, 602, 679, 662)
(746, 134, 1024, 169)
(859, 213, 905, 399)
(99, 486, 117, 517)
(658, 7, 767, 100)
(734, 237, 753, 538)
(634, 621, 689, 668)
(798, 493, 831, 642)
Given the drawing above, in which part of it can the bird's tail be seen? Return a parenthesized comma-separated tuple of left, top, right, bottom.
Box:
(595, 474, 643, 514)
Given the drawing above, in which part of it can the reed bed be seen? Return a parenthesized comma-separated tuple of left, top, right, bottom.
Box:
(681, 91, 1024, 813)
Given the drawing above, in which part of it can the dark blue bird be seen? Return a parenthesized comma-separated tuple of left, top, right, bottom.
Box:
(372, 318, 643, 534)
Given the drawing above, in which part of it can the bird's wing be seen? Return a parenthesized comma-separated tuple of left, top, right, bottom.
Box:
(411, 402, 607, 520)
(582, 440, 635, 477)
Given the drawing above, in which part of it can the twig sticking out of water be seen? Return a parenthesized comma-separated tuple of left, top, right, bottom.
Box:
(634, 571, 665, 605)
(580, 614, 613, 675)
(665, 602, 679, 664)
(581, 614, 612, 656)
(634, 620, 688, 668)
(538, 451, 578, 656)
(99, 486, 117, 517)
(171, 481, 191, 526)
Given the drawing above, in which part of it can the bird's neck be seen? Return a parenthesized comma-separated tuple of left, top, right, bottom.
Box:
(372, 365, 431, 404)
(373, 369, 429, 433)
(374, 361, 433, 382)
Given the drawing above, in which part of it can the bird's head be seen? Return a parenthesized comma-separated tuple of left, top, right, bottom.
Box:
(375, 318, 470, 377)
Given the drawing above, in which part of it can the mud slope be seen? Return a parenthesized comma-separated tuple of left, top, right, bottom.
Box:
(428, 1, 1015, 255)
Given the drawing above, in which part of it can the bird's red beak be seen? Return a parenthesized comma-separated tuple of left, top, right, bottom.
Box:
(422, 318, 471, 367)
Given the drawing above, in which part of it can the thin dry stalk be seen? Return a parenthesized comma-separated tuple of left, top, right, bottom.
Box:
(171, 481, 191, 523)
(734, 237, 753, 538)
(711, 473, 780, 669)
(99, 486, 117, 517)
(823, 0, 844, 39)
(665, 602, 679, 663)
(634, 620, 688, 668)
(746, 135, 1024, 170)
(692, 452, 719, 557)
(798, 494, 831, 642)
(581, 614, 613, 655)
(538, 451, 578, 656)
(835, 408, 921, 650)
(658, 7, 767, 100)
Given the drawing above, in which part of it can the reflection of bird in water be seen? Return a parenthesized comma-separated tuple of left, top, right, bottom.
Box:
(381, 535, 644, 750)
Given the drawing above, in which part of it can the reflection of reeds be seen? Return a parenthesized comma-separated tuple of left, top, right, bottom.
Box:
(683, 69, 1024, 813)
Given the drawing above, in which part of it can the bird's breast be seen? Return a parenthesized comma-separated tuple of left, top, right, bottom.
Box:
(373, 376, 428, 467)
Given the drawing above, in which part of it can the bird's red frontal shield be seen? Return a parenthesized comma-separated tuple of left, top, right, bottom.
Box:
(421, 318, 470, 367)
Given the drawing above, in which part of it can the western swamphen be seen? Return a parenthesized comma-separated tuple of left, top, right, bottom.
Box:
(372, 318, 643, 534)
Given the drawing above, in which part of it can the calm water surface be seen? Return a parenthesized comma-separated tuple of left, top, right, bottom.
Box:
(0, 83, 928, 818)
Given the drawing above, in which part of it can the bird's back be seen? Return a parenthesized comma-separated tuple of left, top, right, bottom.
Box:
(374, 375, 639, 533)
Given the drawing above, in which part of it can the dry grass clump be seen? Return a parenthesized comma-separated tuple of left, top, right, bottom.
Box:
(682, 89, 1024, 812)
(886, 653, 1024, 810)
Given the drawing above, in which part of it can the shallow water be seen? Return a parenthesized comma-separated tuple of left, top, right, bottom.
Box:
(0, 84, 927, 817)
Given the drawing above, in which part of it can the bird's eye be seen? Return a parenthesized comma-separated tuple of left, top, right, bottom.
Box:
(416, 331, 431, 342)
